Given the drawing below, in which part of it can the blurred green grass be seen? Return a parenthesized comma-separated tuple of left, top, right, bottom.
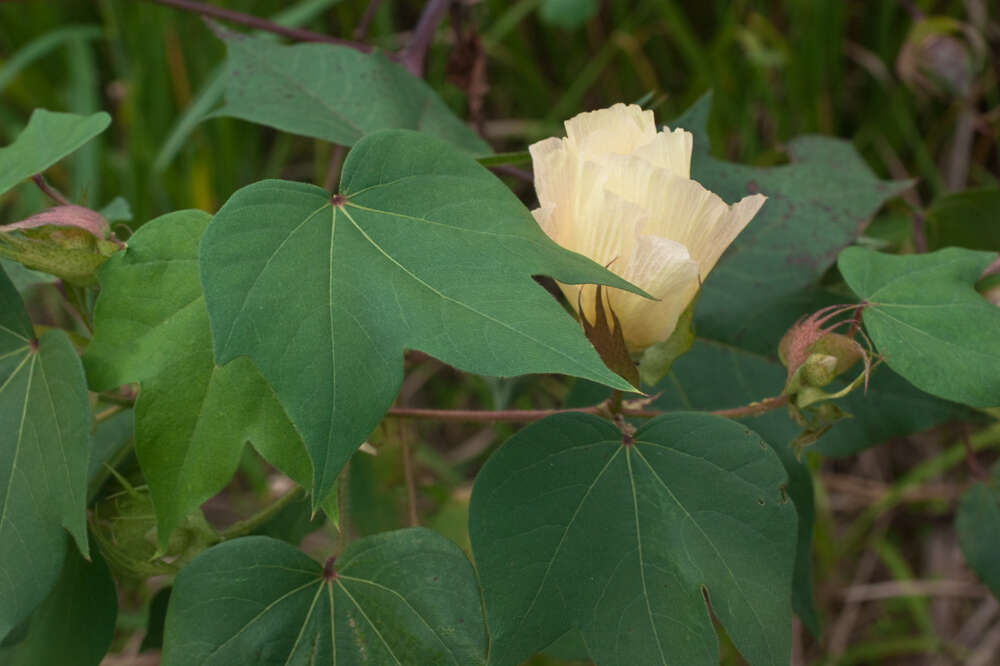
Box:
(2, 0, 995, 226)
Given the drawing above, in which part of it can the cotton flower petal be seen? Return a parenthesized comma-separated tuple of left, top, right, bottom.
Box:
(609, 236, 700, 350)
(632, 127, 693, 178)
(634, 172, 766, 279)
(546, 173, 646, 321)
(528, 103, 766, 354)
(529, 137, 573, 212)
(564, 103, 657, 157)
(531, 206, 558, 240)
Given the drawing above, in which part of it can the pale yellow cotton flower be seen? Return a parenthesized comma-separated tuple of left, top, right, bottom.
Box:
(530, 103, 767, 352)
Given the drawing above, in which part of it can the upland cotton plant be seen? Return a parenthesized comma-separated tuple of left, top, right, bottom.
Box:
(530, 103, 767, 352)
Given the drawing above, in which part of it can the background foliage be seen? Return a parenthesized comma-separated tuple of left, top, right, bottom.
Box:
(1, 1, 999, 665)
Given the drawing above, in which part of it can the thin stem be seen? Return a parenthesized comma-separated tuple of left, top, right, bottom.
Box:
(353, 0, 383, 40)
(387, 404, 606, 422)
(219, 485, 305, 541)
(386, 394, 789, 423)
(401, 436, 419, 527)
(335, 461, 351, 555)
(323, 144, 346, 192)
(608, 390, 623, 416)
(97, 391, 137, 407)
(59, 283, 93, 334)
(401, 0, 451, 76)
(143, 0, 373, 52)
(95, 404, 124, 424)
(961, 424, 989, 482)
(32, 174, 71, 206)
(711, 394, 790, 418)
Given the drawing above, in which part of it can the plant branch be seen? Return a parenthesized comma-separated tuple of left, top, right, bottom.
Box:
(323, 144, 347, 191)
(960, 424, 989, 482)
(219, 485, 305, 541)
(401, 436, 419, 527)
(388, 404, 607, 422)
(142, 0, 373, 52)
(401, 0, 451, 77)
(31, 174, 71, 206)
(97, 390, 137, 407)
(711, 394, 790, 418)
(387, 394, 790, 423)
(353, 0, 383, 40)
(94, 404, 125, 424)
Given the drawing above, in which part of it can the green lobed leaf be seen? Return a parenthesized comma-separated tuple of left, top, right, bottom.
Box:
(469, 412, 796, 666)
(162, 530, 486, 665)
(0, 109, 110, 198)
(838, 246, 1000, 407)
(200, 129, 646, 504)
(564, 338, 973, 636)
(214, 31, 490, 155)
(0, 268, 90, 640)
(644, 342, 818, 636)
(956, 462, 1000, 601)
(0, 541, 116, 666)
(83, 210, 324, 550)
(649, 339, 981, 632)
(670, 94, 910, 351)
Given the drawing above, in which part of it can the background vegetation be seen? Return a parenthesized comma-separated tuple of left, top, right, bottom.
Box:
(1, 1, 998, 664)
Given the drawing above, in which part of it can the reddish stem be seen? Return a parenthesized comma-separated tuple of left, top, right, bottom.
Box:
(401, 0, 451, 76)
(143, 0, 373, 52)
(31, 174, 71, 206)
(387, 394, 789, 423)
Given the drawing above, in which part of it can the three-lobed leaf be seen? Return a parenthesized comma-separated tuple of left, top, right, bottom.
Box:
(215, 31, 490, 154)
(838, 246, 1000, 407)
(469, 411, 796, 666)
(162, 529, 486, 665)
(0, 267, 90, 640)
(0, 109, 110, 197)
(83, 210, 325, 549)
(200, 129, 646, 504)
